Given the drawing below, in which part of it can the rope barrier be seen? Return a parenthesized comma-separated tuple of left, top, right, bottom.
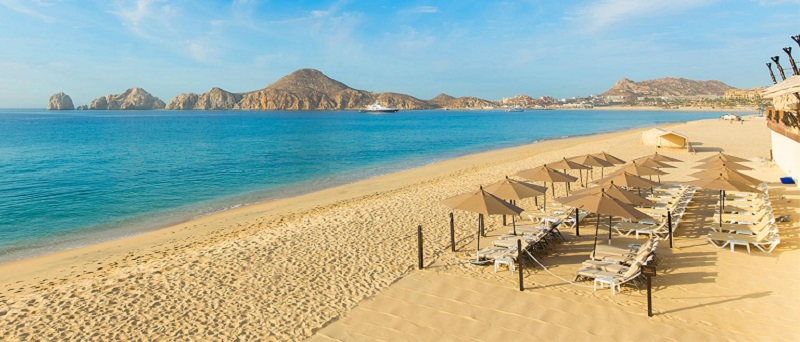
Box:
(523, 249, 594, 288)
(421, 234, 519, 285)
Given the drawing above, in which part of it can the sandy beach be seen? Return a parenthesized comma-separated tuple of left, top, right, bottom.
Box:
(1, 116, 797, 341)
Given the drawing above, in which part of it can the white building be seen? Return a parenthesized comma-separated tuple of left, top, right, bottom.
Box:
(761, 75, 800, 187)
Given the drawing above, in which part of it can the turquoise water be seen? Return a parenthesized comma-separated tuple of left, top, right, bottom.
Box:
(0, 109, 730, 261)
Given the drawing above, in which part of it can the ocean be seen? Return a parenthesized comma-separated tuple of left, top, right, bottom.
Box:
(0, 109, 731, 261)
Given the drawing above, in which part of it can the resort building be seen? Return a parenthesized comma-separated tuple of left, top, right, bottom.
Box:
(724, 87, 766, 101)
(762, 75, 800, 187)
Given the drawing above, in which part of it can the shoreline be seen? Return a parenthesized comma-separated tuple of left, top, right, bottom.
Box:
(0, 115, 709, 265)
(0, 115, 784, 340)
(0, 117, 697, 288)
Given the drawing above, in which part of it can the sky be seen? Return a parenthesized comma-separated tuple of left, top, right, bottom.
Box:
(0, 0, 798, 108)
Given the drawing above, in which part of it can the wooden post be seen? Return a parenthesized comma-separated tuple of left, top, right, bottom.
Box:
(417, 225, 423, 269)
(449, 212, 455, 252)
(479, 214, 484, 237)
(647, 274, 653, 317)
(667, 210, 673, 248)
(517, 239, 524, 291)
(575, 209, 580, 237)
(770, 149, 773, 161)
(641, 265, 656, 317)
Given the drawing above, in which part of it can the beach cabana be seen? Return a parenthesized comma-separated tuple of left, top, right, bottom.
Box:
(641, 128, 688, 149)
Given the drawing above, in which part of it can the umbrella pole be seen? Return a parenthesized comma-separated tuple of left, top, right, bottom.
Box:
(592, 215, 601, 257)
(513, 215, 517, 236)
(580, 170, 584, 187)
(575, 208, 580, 236)
(719, 190, 725, 231)
(720, 190, 725, 228)
(608, 215, 612, 244)
(475, 215, 481, 262)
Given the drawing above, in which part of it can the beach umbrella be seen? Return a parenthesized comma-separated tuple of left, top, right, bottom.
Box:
(483, 176, 548, 235)
(633, 152, 683, 163)
(697, 152, 749, 163)
(634, 158, 675, 183)
(689, 167, 762, 187)
(569, 154, 614, 181)
(441, 187, 524, 262)
(684, 176, 759, 229)
(548, 157, 591, 189)
(596, 171, 662, 187)
(557, 189, 651, 255)
(692, 158, 752, 171)
(593, 151, 626, 165)
(516, 164, 578, 211)
(606, 162, 667, 179)
(595, 171, 662, 196)
(571, 183, 655, 208)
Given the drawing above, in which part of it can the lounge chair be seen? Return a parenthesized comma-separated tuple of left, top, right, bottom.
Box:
(707, 227, 780, 253)
(578, 261, 644, 295)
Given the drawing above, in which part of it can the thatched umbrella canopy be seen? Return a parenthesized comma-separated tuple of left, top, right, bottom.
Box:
(441, 187, 525, 262)
(558, 189, 651, 255)
(633, 152, 683, 163)
(483, 176, 548, 235)
(592, 151, 626, 165)
(689, 167, 762, 187)
(569, 154, 615, 180)
(684, 176, 759, 229)
(548, 157, 591, 188)
(516, 164, 578, 210)
(693, 159, 752, 171)
(697, 152, 749, 163)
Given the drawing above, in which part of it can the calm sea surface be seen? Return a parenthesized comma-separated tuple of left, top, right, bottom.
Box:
(0, 109, 731, 261)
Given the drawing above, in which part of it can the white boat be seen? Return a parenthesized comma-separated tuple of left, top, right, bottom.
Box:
(505, 105, 524, 112)
(360, 101, 399, 113)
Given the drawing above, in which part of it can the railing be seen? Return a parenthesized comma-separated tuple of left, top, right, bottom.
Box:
(766, 108, 800, 144)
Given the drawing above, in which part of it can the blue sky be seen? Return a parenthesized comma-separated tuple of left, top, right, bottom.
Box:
(0, 0, 798, 108)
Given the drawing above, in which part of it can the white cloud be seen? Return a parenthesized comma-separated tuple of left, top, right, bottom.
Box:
(752, 0, 800, 5)
(0, 0, 55, 22)
(571, 0, 717, 32)
(409, 6, 438, 14)
(110, 0, 177, 38)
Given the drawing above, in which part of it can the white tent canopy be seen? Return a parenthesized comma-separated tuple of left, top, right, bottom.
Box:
(641, 128, 688, 148)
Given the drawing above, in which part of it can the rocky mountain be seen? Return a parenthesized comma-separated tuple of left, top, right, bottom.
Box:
(162, 69, 489, 110)
(166, 87, 243, 110)
(601, 78, 735, 99)
(429, 93, 495, 109)
(233, 69, 434, 110)
(47, 92, 74, 110)
(90, 87, 166, 110)
(428, 93, 456, 106)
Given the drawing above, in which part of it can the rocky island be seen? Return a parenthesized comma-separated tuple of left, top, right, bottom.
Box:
(165, 69, 495, 111)
(90, 87, 166, 110)
(47, 92, 75, 110)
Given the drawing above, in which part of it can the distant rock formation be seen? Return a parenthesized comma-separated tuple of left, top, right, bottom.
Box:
(429, 93, 495, 109)
(233, 69, 434, 110)
(160, 69, 460, 110)
(76, 105, 88, 110)
(90, 87, 166, 110)
(166, 87, 243, 110)
(47, 92, 74, 110)
(601, 77, 735, 100)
